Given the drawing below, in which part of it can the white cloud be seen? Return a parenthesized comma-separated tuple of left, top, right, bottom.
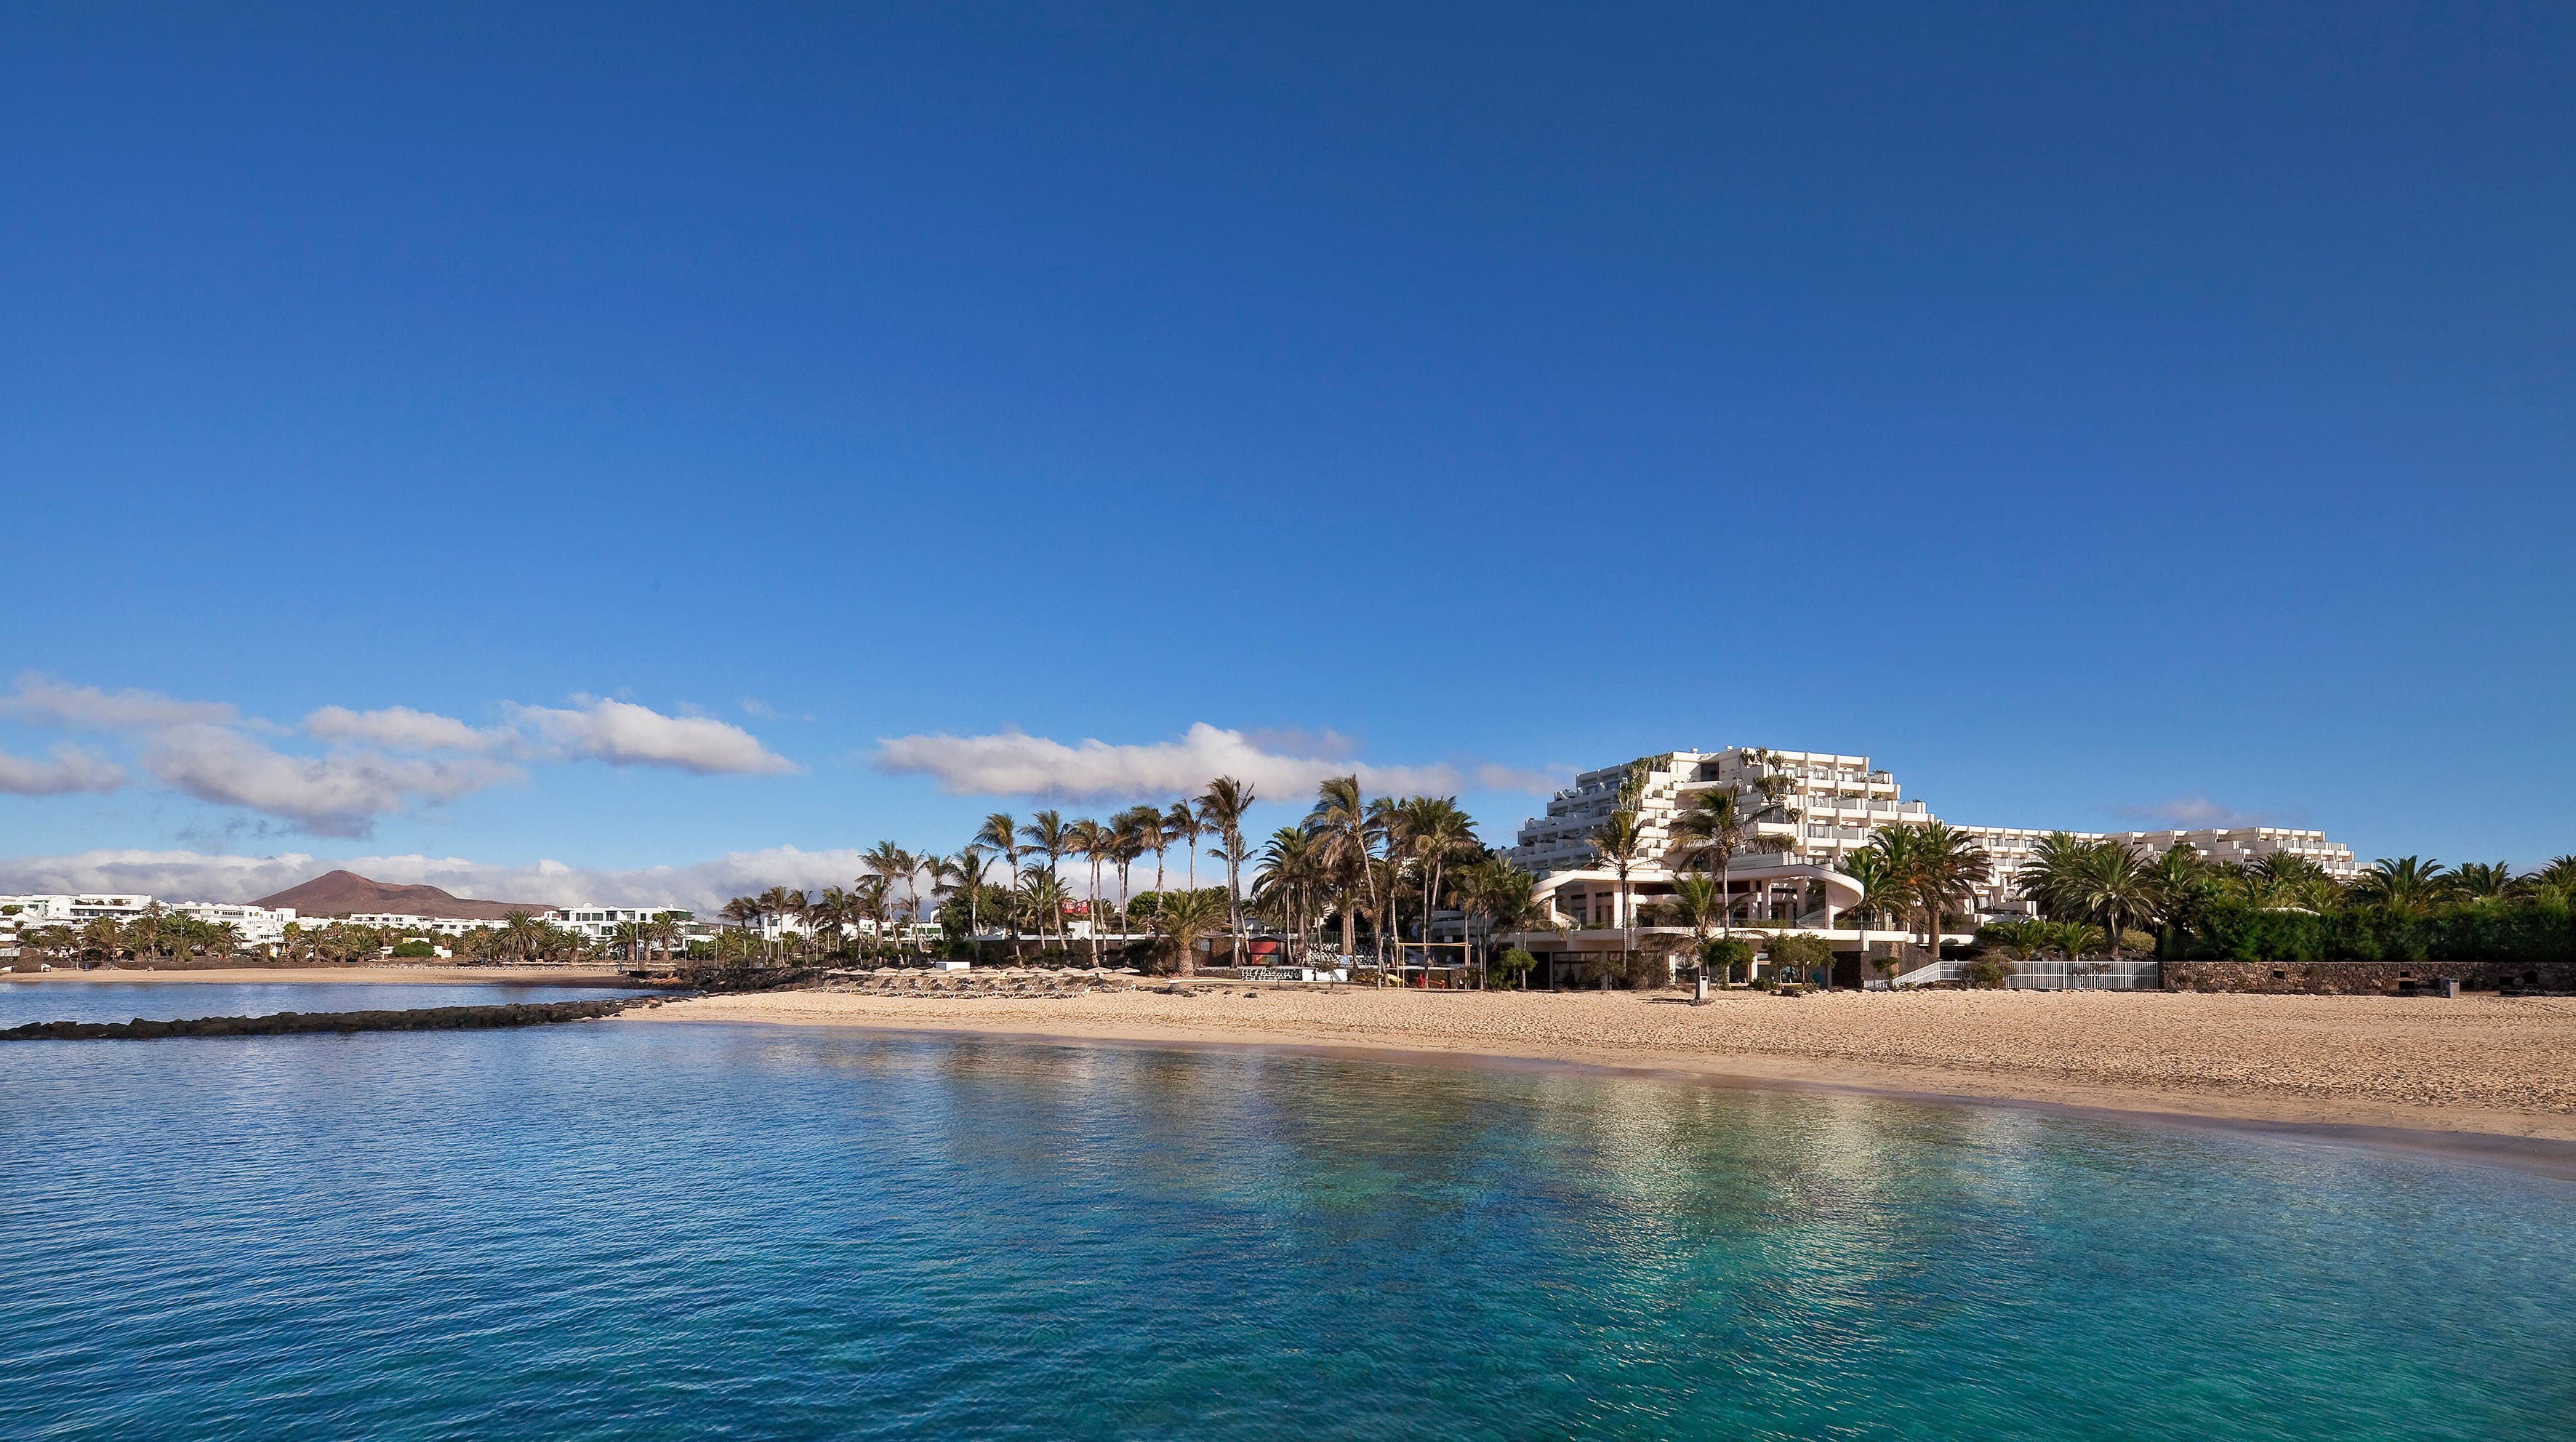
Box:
(303, 705, 507, 753)
(2115, 795, 2282, 828)
(872, 722, 1553, 801)
(140, 725, 525, 838)
(510, 698, 796, 776)
(1474, 762, 1562, 793)
(0, 849, 328, 901)
(0, 673, 236, 731)
(0, 845, 875, 914)
(0, 745, 126, 796)
(0, 677, 794, 838)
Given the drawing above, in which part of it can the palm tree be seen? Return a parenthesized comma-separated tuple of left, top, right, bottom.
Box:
(1111, 805, 1162, 933)
(1014, 871, 1068, 954)
(1135, 803, 1176, 900)
(1645, 873, 1730, 988)
(503, 909, 548, 965)
(1906, 822, 1994, 953)
(1670, 784, 1796, 934)
(1197, 777, 1257, 961)
(1164, 800, 1204, 894)
(851, 876, 890, 960)
(1475, 865, 1557, 988)
(976, 813, 1023, 915)
(861, 843, 918, 953)
(1586, 808, 1647, 980)
(127, 902, 166, 966)
(816, 891, 851, 958)
(1839, 844, 1904, 935)
(934, 848, 992, 946)
(2351, 856, 2452, 912)
(1391, 796, 1477, 945)
(2143, 844, 2210, 951)
(2012, 831, 2099, 921)
(1305, 776, 1373, 962)
(749, 886, 801, 963)
(1154, 889, 1229, 977)
(1019, 811, 1075, 948)
(2449, 861, 2518, 900)
(1254, 825, 1320, 961)
(1067, 817, 1110, 966)
(1650, 873, 1728, 941)
(2069, 844, 2157, 954)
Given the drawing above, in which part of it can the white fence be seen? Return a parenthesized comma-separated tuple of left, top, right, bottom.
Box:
(2006, 956, 2162, 990)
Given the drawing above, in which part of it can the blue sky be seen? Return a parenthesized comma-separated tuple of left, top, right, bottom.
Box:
(3, 3, 2569, 905)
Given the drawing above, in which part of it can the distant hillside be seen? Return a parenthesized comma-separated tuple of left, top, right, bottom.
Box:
(253, 869, 561, 921)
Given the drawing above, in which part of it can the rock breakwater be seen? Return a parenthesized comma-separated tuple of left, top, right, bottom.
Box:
(1, 996, 656, 1041)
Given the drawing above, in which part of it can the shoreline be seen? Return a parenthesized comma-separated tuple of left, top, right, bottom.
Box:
(691, 1018, 2576, 1180)
(629, 988, 2576, 1166)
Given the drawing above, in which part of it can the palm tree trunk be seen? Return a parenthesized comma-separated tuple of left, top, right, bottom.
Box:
(1087, 860, 1103, 966)
(1621, 873, 1634, 983)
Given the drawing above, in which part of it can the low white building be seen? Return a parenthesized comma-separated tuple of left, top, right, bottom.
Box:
(340, 912, 497, 939)
(167, 902, 300, 945)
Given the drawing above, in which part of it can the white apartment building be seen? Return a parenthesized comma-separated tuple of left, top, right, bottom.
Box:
(169, 902, 301, 945)
(1503, 746, 2359, 982)
(1504, 750, 1920, 961)
(0, 894, 156, 926)
(0, 894, 302, 946)
(545, 905, 693, 944)
(341, 912, 498, 938)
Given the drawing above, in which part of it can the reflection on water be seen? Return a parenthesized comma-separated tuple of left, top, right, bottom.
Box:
(1, 1023, 2570, 1440)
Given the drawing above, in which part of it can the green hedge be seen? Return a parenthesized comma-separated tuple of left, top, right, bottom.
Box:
(2172, 900, 2576, 964)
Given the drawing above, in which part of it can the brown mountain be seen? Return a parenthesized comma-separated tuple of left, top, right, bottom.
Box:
(253, 869, 562, 921)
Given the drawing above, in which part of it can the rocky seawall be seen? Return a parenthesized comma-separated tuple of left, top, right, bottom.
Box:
(1, 996, 659, 1041)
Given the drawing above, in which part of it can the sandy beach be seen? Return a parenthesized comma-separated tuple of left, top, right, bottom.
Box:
(639, 985, 2576, 1150)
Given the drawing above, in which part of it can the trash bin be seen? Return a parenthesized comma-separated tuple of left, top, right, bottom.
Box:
(2441, 978, 2461, 998)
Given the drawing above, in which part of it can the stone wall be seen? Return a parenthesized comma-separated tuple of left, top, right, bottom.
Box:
(2162, 959, 2576, 995)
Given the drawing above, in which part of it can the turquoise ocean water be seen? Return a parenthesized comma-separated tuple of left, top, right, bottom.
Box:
(2, 1020, 2570, 1439)
(0, 980, 643, 1027)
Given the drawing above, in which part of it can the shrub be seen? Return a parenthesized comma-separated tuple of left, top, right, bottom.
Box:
(390, 940, 438, 958)
(1701, 937, 1754, 984)
(1964, 956, 2013, 989)
(2177, 899, 2576, 965)
(1765, 932, 1835, 983)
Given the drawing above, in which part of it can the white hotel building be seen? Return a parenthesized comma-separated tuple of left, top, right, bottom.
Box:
(1502, 747, 2354, 985)
(0, 894, 304, 946)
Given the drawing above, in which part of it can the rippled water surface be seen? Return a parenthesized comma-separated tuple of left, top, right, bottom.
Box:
(0, 980, 644, 1026)
(4, 1023, 2571, 1439)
